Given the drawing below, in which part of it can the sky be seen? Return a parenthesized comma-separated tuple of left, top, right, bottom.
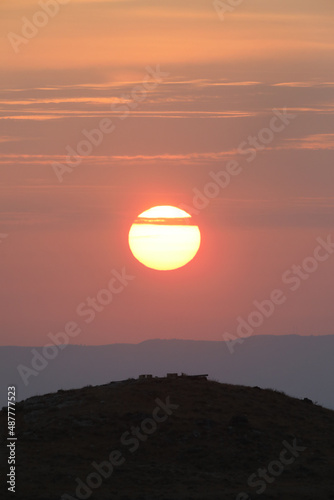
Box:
(0, 0, 334, 346)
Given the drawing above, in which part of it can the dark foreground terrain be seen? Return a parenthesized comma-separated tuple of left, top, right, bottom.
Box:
(1, 376, 334, 499)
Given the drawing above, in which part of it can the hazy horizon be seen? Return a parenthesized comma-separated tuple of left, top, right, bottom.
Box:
(2, 335, 334, 411)
(2, 332, 334, 348)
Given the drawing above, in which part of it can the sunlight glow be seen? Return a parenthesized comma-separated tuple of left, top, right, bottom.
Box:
(128, 205, 201, 271)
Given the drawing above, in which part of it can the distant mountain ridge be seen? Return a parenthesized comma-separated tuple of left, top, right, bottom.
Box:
(1, 335, 333, 410)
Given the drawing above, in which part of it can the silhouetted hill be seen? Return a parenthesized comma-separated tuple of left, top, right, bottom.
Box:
(1, 377, 334, 499)
(1, 335, 334, 410)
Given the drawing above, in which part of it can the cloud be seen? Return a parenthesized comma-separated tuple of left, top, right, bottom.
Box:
(284, 134, 334, 150)
(0, 136, 24, 143)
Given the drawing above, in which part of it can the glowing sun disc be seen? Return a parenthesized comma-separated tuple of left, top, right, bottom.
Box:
(128, 205, 201, 271)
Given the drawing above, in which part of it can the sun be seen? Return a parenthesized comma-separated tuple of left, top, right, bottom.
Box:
(128, 205, 201, 271)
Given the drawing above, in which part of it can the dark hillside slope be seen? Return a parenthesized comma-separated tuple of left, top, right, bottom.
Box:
(1, 377, 334, 499)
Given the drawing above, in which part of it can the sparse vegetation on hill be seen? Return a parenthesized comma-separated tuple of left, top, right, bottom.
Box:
(1, 377, 334, 499)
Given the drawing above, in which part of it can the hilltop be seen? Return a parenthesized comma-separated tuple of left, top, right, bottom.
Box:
(1, 376, 334, 499)
(1, 336, 334, 411)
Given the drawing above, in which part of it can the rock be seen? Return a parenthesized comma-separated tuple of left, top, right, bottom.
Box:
(303, 397, 313, 405)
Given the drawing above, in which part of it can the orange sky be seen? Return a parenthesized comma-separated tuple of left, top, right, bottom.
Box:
(1, 0, 334, 345)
